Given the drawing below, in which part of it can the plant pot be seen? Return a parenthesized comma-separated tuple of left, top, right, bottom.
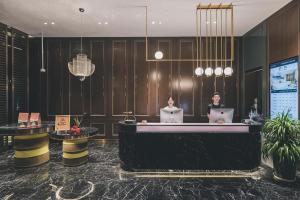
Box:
(272, 154, 297, 182)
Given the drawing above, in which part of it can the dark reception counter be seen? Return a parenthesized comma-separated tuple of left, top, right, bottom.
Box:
(119, 122, 261, 171)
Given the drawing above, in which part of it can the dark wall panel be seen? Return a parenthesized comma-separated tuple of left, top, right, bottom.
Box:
(0, 23, 28, 124)
(47, 39, 62, 116)
(268, 0, 299, 64)
(134, 40, 149, 116)
(61, 39, 70, 114)
(178, 40, 194, 116)
(0, 24, 7, 125)
(282, 3, 298, 59)
(156, 40, 172, 115)
(29, 37, 241, 138)
(12, 29, 28, 121)
(243, 23, 266, 71)
(241, 0, 299, 118)
(90, 40, 105, 116)
(112, 40, 127, 116)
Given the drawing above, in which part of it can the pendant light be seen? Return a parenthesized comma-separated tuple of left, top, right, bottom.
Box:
(68, 8, 95, 81)
(195, 7, 204, 76)
(154, 50, 163, 59)
(40, 31, 46, 73)
(195, 4, 233, 77)
(204, 9, 213, 77)
(214, 8, 223, 77)
(224, 8, 233, 77)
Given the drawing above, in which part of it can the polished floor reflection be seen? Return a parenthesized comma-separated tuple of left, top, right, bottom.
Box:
(0, 141, 300, 200)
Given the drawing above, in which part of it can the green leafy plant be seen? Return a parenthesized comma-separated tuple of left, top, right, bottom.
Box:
(262, 111, 300, 164)
(73, 116, 81, 127)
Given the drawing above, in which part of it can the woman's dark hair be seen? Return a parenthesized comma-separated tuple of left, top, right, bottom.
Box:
(211, 92, 222, 104)
(167, 96, 175, 101)
(213, 92, 220, 97)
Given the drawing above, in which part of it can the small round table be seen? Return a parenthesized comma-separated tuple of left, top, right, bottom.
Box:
(0, 122, 54, 168)
(50, 127, 98, 166)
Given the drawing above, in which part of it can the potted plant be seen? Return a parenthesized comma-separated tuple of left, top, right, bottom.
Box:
(262, 111, 300, 182)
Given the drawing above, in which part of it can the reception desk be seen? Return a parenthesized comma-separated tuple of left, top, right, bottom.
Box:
(119, 122, 261, 171)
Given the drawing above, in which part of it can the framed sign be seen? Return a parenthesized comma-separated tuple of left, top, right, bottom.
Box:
(18, 113, 29, 127)
(55, 115, 70, 131)
(29, 113, 41, 127)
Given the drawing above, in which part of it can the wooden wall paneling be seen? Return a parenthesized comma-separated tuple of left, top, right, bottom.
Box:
(283, 2, 298, 59)
(178, 39, 194, 116)
(156, 39, 172, 115)
(61, 39, 70, 115)
(29, 39, 42, 114)
(170, 39, 179, 111)
(201, 38, 215, 117)
(69, 39, 90, 115)
(134, 40, 150, 116)
(215, 38, 225, 99)
(148, 39, 158, 116)
(0, 24, 7, 125)
(12, 29, 28, 121)
(29, 36, 243, 137)
(112, 123, 119, 137)
(82, 39, 91, 116)
(224, 38, 239, 117)
(47, 39, 62, 116)
(268, 12, 284, 63)
(127, 39, 134, 114)
(90, 122, 106, 137)
(90, 40, 105, 116)
(112, 40, 127, 116)
(194, 37, 203, 117)
(244, 69, 263, 115)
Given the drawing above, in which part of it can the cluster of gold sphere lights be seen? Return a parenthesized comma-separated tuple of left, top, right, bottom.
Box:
(153, 50, 233, 77)
(146, 3, 234, 77)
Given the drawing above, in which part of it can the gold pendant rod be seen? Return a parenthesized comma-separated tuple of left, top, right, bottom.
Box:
(144, 4, 234, 63)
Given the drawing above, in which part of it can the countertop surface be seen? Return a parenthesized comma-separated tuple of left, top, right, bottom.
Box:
(0, 122, 55, 136)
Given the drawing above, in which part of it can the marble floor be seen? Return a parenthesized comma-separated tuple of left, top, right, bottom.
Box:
(0, 141, 300, 200)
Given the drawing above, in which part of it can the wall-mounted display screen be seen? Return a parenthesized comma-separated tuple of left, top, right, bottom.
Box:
(270, 57, 298, 120)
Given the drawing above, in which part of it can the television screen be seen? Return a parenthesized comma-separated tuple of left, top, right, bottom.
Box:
(270, 57, 298, 120)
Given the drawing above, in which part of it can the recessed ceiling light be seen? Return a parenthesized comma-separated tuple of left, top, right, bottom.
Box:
(51, 22, 55, 25)
(28, 35, 33, 38)
(158, 21, 162, 25)
(104, 22, 108, 25)
(43, 22, 48, 25)
(98, 22, 102, 25)
(213, 21, 216, 24)
(151, 21, 155, 25)
(206, 21, 210, 24)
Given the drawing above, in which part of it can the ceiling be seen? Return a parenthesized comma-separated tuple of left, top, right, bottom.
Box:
(0, 0, 292, 37)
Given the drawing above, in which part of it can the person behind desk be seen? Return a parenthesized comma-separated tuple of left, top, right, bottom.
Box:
(161, 96, 183, 123)
(207, 92, 225, 121)
(164, 96, 178, 111)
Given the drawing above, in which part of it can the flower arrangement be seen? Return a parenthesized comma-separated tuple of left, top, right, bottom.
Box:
(70, 116, 81, 135)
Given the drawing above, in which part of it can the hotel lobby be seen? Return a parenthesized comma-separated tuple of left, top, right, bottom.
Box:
(0, 0, 300, 199)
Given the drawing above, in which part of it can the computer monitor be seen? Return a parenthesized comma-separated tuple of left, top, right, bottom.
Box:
(160, 108, 183, 123)
(209, 108, 234, 123)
